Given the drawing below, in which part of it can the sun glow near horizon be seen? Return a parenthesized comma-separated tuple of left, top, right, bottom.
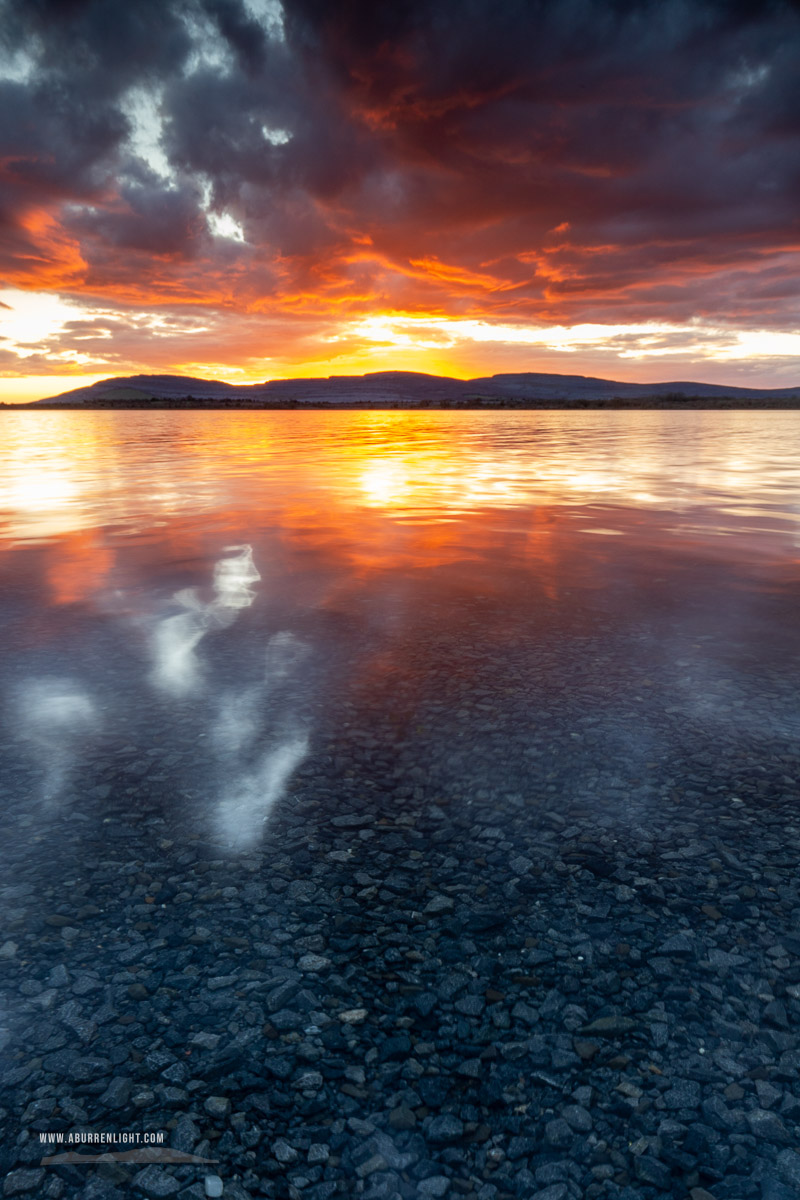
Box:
(4, 299, 800, 404)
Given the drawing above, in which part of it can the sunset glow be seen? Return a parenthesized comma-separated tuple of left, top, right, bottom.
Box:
(2, 0, 800, 400)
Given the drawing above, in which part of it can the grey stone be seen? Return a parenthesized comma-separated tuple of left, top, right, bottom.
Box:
(531, 1188, 568, 1200)
(561, 1103, 592, 1131)
(634, 1155, 672, 1189)
(747, 1109, 792, 1144)
(190, 1032, 221, 1050)
(456, 1057, 483, 1078)
(354, 1153, 388, 1178)
(663, 1078, 701, 1109)
(204, 1096, 231, 1118)
(417, 1178, 450, 1198)
(776, 1149, 800, 1189)
(579, 1015, 637, 1036)
(544, 1118, 573, 1149)
(3, 1170, 45, 1196)
(68, 1056, 111, 1082)
(79, 1180, 125, 1200)
(388, 1106, 416, 1130)
(170, 1115, 200, 1154)
(265, 980, 300, 1012)
(658, 933, 695, 957)
(98, 1076, 132, 1109)
(130, 1166, 181, 1197)
(298, 953, 330, 972)
(424, 1114, 464, 1143)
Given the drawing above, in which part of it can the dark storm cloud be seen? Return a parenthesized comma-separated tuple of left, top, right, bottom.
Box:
(1, 0, 800, 333)
(66, 178, 207, 256)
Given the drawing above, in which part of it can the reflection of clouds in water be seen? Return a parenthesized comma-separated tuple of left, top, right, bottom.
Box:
(215, 732, 309, 849)
(212, 632, 310, 846)
(150, 544, 260, 697)
(6, 546, 310, 849)
(213, 543, 261, 616)
(150, 590, 208, 697)
(15, 678, 98, 804)
(264, 630, 309, 683)
(213, 684, 263, 757)
(144, 543, 310, 847)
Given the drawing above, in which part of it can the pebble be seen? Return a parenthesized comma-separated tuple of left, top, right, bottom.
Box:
(130, 1167, 181, 1197)
(338, 1008, 368, 1023)
(204, 1096, 231, 1118)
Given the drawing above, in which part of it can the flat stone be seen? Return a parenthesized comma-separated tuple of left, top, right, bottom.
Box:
(663, 1078, 701, 1109)
(3, 1169, 45, 1196)
(355, 1153, 388, 1178)
(561, 1103, 592, 1131)
(130, 1166, 181, 1197)
(634, 1155, 671, 1189)
(456, 1057, 483, 1078)
(747, 1108, 792, 1143)
(339, 1008, 368, 1024)
(658, 932, 695, 957)
(418, 1178, 450, 1198)
(389, 1105, 416, 1130)
(424, 1114, 464, 1143)
(544, 1118, 572, 1149)
(776, 1149, 800, 1189)
(99, 1076, 132, 1109)
(298, 953, 330, 972)
(579, 1015, 637, 1036)
(189, 1032, 221, 1050)
(265, 980, 300, 1012)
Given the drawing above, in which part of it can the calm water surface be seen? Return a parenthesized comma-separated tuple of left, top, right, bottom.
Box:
(1, 409, 799, 848)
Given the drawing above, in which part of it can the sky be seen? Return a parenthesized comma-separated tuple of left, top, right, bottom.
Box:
(1, 0, 800, 401)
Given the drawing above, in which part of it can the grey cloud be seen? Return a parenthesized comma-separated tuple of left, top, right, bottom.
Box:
(66, 178, 207, 256)
(0, 0, 799, 325)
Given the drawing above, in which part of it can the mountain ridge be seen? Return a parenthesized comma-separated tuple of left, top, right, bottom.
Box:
(22, 370, 800, 407)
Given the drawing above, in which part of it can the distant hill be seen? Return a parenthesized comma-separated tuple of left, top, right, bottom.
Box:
(20, 370, 800, 408)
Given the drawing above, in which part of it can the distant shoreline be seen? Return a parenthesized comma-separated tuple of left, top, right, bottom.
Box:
(4, 396, 800, 411)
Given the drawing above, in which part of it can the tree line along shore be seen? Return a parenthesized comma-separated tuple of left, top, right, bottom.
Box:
(4, 394, 800, 411)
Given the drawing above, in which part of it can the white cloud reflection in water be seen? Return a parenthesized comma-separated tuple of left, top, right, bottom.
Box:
(149, 544, 260, 697)
(212, 632, 310, 848)
(16, 678, 99, 805)
(215, 732, 309, 850)
(145, 547, 310, 847)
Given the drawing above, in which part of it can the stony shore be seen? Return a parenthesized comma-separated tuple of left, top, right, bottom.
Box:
(2, 614, 799, 1200)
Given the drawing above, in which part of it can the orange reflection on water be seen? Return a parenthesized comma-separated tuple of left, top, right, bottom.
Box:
(46, 531, 115, 607)
(1, 408, 799, 618)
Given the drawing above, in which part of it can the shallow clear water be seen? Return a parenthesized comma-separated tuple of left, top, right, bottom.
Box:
(1, 408, 799, 849)
(2, 408, 800, 1186)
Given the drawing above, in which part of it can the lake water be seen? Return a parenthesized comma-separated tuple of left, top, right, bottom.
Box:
(1, 408, 799, 853)
(2, 410, 800, 1187)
